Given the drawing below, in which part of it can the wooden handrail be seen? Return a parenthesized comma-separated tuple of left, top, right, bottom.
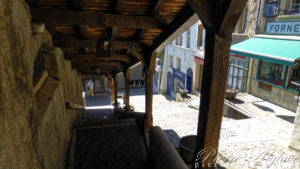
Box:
(66, 102, 84, 110)
(33, 70, 48, 95)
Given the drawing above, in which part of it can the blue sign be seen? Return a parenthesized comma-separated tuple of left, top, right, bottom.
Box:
(172, 68, 186, 88)
(266, 21, 300, 35)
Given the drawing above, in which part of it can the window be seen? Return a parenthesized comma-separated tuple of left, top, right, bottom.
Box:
(227, 56, 249, 92)
(186, 29, 191, 48)
(169, 55, 173, 67)
(178, 35, 182, 46)
(263, 0, 280, 16)
(286, 66, 300, 91)
(290, 0, 300, 14)
(176, 57, 181, 70)
(258, 61, 284, 85)
(175, 35, 182, 46)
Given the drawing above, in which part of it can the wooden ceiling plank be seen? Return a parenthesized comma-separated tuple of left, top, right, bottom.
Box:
(31, 8, 164, 29)
(115, 0, 125, 13)
(133, 0, 166, 41)
(150, 0, 166, 16)
(149, 5, 195, 53)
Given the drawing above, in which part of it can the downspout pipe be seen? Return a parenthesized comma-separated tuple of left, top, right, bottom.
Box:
(255, 0, 262, 34)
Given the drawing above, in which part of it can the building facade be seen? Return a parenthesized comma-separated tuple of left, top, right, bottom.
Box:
(159, 22, 204, 97)
(233, 0, 300, 112)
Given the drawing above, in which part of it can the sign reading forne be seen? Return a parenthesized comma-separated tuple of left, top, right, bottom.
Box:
(266, 21, 300, 35)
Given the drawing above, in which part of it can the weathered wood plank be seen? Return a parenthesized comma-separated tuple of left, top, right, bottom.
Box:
(124, 67, 130, 110)
(66, 102, 84, 110)
(33, 70, 48, 95)
(31, 8, 164, 29)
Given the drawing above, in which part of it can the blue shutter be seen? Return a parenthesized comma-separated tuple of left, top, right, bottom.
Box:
(263, 0, 280, 17)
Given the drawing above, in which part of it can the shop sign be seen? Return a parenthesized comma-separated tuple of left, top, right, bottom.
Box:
(194, 55, 204, 64)
(266, 21, 300, 35)
(172, 68, 186, 84)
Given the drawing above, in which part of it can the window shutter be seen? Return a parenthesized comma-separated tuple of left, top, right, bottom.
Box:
(263, 0, 280, 17)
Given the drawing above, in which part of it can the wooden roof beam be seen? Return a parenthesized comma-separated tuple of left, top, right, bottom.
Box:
(55, 38, 142, 50)
(109, 0, 125, 41)
(67, 0, 89, 53)
(72, 62, 123, 69)
(65, 54, 132, 62)
(31, 8, 165, 29)
(149, 5, 197, 53)
(127, 46, 144, 64)
(150, 0, 166, 16)
(73, 64, 123, 74)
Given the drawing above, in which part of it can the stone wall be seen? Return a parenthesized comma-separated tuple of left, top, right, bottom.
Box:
(0, 1, 83, 169)
(248, 60, 297, 112)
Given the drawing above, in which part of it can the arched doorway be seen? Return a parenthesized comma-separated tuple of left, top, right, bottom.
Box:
(167, 72, 172, 95)
(186, 68, 193, 93)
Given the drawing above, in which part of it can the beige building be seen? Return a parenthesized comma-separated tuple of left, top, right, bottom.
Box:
(241, 0, 300, 112)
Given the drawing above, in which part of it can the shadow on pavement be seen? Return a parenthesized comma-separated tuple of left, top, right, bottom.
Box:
(276, 115, 295, 124)
(253, 103, 274, 112)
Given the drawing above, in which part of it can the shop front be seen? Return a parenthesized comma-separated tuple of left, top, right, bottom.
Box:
(230, 32, 300, 111)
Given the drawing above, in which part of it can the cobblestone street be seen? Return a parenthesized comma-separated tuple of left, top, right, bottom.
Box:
(127, 88, 300, 169)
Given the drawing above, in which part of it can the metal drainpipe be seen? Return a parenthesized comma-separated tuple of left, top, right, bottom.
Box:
(255, 0, 262, 34)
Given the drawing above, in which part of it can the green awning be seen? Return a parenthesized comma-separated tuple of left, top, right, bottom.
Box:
(230, 37, 300, 66)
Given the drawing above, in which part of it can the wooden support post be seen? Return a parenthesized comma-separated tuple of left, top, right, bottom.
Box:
(111, 78, 115, 105)
(144, 53, 157, 131)
(125, 68, 131, 111)
(186, 1, 247, 168)
(145, 69, 154, 130)
(113, 75, 118, 107)
(193, 28, 232, 168)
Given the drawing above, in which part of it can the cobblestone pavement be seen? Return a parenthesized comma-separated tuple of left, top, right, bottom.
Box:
(127, 88, 300, 169)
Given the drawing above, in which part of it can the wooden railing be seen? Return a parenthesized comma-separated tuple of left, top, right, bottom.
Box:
(33, 70, 48, 94)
